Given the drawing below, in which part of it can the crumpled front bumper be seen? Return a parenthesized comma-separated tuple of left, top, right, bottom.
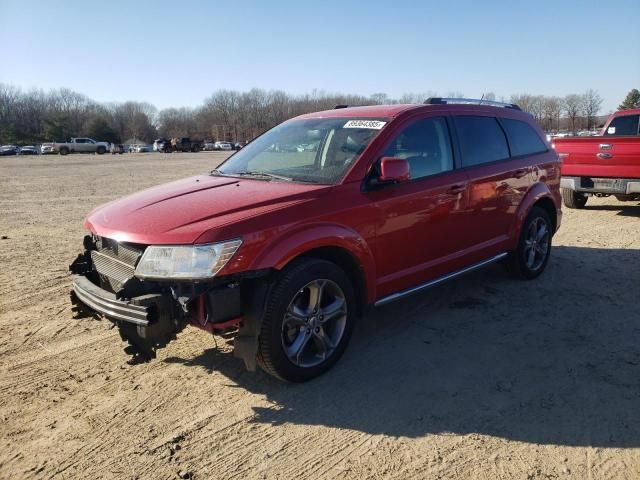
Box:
(70, 275, 167, 326)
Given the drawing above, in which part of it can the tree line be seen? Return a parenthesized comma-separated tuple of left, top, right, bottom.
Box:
(1, 83, 637, 145)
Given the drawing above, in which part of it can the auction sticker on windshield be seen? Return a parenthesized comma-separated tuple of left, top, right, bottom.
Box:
(343, 120, 387, 129)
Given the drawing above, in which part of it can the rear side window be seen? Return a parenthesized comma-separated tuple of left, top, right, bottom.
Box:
(500, 118, 547, 156)
(454, 116, 509, 167)
(605, 115, 639, 136)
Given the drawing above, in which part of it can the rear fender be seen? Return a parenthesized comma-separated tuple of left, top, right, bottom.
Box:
(250, 223, 377, 304)
(509, 183, 559, 250)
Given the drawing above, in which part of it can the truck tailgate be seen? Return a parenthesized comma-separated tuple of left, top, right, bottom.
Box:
(554, 137, 640, 178)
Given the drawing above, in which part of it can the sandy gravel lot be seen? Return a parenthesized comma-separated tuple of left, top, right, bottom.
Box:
(0, 152, 639, 480)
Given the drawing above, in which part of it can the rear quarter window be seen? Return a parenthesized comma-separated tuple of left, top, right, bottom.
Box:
(500, 118, 547, 157)
(454, 116, 509, 167)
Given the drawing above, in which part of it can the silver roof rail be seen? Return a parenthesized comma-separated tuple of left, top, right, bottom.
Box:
(424, 97, 521, 111)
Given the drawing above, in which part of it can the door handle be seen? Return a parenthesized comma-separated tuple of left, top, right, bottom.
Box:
(596, 153, 613, 160)
(447, 184, 466, 194)
(599, 144, 612, 150)
(514, 168, 529, 178)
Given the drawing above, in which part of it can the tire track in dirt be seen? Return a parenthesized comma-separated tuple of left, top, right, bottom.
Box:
(2, 154, 640, 479)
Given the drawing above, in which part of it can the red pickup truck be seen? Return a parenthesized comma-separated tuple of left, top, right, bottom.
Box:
(553, 109, 640, 208)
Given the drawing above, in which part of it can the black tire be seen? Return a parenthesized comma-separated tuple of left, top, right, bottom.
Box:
(97, 146, 106, 155)
(258, 258, 356, 382)
(561, 188, 587, 209)
(615, 194, 640, 202)
(506, 206, 552, 280)
(59, 147, 69, 156)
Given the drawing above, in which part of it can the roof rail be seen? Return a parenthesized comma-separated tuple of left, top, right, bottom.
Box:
(424, 97, 521, 111)
(334, 104, 350, 109)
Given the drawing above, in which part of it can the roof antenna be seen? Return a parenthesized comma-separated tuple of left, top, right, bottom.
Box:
(479, 93, 485, 104)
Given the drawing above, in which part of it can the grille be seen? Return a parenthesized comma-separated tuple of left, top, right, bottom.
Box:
(92, 237, 144, 292)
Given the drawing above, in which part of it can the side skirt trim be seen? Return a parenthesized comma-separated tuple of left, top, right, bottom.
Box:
(374, 252, 508, 307)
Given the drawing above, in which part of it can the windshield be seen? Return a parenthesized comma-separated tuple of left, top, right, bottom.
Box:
(215, 117, 388, 184)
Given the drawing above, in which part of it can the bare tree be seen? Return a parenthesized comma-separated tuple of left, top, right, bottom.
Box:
(0, 83, 615, 144)
(581, 89, 603, 130)
(542, 96, 562, 132)
(562, 94, 582, 132)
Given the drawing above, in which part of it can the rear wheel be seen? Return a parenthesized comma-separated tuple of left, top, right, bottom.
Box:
(615, 194, 640, 202)
(59, 147, 69, 156)
(258, 259, 355, 382)
(506, 206, 552, 280)
(561, 188, 587, 209)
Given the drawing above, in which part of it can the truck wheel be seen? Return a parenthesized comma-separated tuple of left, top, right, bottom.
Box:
(258, 258, 355, 382)
(506, 206, 552, 280)
(615, 194, 640, 202)
(561, 188, 587, 209)
(59, 147, 69, 156)
(97, 146, 106, 155)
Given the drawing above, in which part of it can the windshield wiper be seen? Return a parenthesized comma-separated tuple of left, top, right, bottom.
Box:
(234, 171, 293, 182)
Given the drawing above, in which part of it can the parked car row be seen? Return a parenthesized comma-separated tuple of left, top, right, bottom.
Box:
(0, 145, 41, 155)
(2, 138, 248, 157)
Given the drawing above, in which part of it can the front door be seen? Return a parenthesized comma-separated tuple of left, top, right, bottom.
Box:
(367, 116, 470, 299)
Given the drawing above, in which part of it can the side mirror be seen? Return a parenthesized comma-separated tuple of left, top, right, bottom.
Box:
(379, 157, 410, 183)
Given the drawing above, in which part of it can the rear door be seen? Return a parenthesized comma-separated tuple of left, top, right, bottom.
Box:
(78, 138, 95, 152)
(451, 115, 534, 258)
(73, 138, 87, 152)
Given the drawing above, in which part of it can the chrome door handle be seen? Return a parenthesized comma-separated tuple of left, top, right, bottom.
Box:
(514, 168, 529, 178)
(597, 153, 613, 159)
(599, 144, 612, 150)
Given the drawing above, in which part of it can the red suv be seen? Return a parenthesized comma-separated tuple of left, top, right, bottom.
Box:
(70, 98, 562, 382)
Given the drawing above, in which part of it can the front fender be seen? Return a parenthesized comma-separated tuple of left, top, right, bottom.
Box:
(509, 183, 559, 249)
(249, 223, 377, 303)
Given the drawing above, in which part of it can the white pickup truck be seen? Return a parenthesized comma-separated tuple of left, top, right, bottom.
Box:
(54, 138, 110, 155)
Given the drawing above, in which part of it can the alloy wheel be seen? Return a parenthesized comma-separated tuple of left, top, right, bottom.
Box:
(281, 279, 347, 368)
(524, 216, 550, 271)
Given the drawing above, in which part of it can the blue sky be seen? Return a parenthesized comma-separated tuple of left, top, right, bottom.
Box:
(1, 0, 638, 113)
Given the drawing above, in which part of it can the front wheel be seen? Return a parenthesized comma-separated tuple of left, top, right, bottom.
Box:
(258, 259, 355, 382)
(97, 146, 106, 155)
(561, 188, 587, 209)
(506, 206, 552, 280)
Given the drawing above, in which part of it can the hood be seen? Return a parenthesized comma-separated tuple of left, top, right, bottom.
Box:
(85, 174, 331, 245)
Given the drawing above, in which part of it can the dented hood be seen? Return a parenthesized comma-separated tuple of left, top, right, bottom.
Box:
(85, 174, 330, 245)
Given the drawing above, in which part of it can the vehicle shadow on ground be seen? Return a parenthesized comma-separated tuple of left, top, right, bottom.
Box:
(584, 203, 640, 217)
(165, 246, 640, 447)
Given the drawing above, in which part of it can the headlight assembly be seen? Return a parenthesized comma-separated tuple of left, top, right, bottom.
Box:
(134, 239, 242, 280)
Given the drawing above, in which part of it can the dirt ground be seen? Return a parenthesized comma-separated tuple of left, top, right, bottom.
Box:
(0, 152, 639, 480)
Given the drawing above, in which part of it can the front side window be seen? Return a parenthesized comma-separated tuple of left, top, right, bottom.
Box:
(217, 118, 387, 184)
(454, 116, 509, 167)
(605, 115, 639, 136)
(500, 118, 547, 157)
(383, 116, 453, 179)
(75, 138, 86, 144)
